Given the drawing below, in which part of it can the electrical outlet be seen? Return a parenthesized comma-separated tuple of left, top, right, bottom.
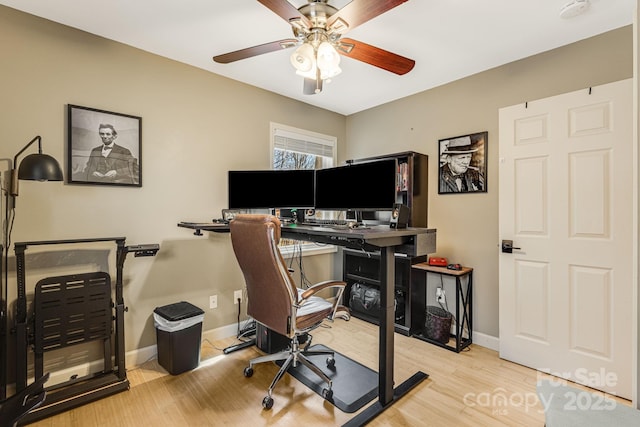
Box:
(435, 287, 442, 298)
(437, 289, 446, 304)
(209, 295, 218, 309)
(234, 290, 243, 304)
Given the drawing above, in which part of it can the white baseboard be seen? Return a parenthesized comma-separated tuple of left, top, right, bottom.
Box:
(126, 322, 239, 368)
(126, 343, 157, 368)
(43, 325, 499, 387)
(472, 331, 499, 352)
(41, 322, 239, 387)
(128, 327, 501, 369)
(201, 322, 242, 343)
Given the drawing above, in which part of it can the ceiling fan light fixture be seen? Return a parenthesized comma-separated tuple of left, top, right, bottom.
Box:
(290, 43, 315, 72)
(214, 0, 415, 95)
(295, 68, 317, 79)
(320, 66, 341, 80)
(317, 41, 340, 72)
(317, 42, 341, 80)
(319, 61, 341, 80)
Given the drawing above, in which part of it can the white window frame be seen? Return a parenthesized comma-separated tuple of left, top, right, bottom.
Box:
(270, 122, 337, 257)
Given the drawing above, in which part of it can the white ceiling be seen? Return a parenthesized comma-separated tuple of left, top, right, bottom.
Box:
(1, 0, 634, 115)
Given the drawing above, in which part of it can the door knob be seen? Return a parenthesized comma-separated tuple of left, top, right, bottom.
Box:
(501, 239, 521, 254)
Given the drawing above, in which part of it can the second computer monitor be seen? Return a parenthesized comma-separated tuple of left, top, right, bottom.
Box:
(314, 159, 397, 211)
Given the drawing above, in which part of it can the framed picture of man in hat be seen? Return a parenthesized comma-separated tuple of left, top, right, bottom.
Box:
(438, 131, 487, 194)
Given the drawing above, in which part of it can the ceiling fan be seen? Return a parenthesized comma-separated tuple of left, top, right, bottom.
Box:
(213, 0, 415, 95)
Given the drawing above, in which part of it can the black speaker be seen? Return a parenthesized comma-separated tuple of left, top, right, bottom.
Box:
(303, 208, 316, 221)
(389, 204, 410, 229)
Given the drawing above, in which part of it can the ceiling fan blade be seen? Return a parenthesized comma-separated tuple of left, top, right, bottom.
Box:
(213, 39, 298, 63)
(339, 38, 415, 75)
(327, 0, 409, 33)
(257, 0, 312, 28)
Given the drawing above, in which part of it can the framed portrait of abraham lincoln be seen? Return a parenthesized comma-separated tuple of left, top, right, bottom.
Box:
(438, 131, 487, 194)
(67, 104, 142, 187)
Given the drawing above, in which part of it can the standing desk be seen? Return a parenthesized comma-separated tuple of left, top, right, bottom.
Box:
(178, 221, 435, 425)
(280, 223, 433, 426)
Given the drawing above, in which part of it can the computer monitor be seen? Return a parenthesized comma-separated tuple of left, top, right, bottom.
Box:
(228, 169, 315, 210)
(314, 159, 397, 211)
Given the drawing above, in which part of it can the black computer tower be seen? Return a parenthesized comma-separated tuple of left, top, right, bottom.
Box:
(255, 322, 290, 354)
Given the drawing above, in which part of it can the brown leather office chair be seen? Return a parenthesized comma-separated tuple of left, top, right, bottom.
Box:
(229, 214, 349, 410)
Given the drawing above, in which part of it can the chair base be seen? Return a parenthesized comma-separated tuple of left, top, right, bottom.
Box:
(244, 333, 335, 409)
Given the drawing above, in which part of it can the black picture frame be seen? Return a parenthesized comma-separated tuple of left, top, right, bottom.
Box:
(67, 104, 142, 187)
(438, 131, 487, 194)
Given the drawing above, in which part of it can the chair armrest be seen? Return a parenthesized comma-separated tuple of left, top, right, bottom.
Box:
(299, 280, 346, 300)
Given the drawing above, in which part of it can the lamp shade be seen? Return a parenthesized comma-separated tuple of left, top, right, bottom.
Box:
(290, 43, 315, 73)
(17, 153, 63, 182)
(317, 42, 340, 71)
(316, 42, 342, 80)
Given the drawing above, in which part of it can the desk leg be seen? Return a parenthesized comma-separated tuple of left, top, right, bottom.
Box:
(344, 247, 428, 427)
(379, 246, 394, 405)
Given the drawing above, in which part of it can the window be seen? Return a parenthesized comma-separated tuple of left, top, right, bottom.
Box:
(270, 122, 336, 257)
(271, 123, 335, 171)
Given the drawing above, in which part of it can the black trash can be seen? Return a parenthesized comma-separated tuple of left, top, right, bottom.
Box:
(153, 301, 204, 375)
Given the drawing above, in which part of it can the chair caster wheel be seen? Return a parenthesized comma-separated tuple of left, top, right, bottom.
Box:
(262, 395, 274, 409)
(326, 356, 335, 368)
(244, 367, 254, 377)
(322, 388, 333, 400)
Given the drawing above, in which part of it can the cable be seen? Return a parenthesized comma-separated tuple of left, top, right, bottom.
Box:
(201, 338, 227, 352)
(238, 320, 255, 339)
(235, 296, 241, 337)
(223, 296, 255, 354)
(235, 294, 255, 340)
(296, 242, 313, 288)
(285, 241, 313, 289)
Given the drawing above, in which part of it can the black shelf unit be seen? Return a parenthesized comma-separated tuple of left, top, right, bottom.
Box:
(341, 151, 429, 334)
(343, 249, 426, 335)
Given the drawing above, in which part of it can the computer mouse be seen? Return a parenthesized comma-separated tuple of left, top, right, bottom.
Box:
(447, 263, 462, 270)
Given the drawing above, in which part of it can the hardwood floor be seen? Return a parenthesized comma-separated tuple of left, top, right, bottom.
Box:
(26, 318, 569, 426)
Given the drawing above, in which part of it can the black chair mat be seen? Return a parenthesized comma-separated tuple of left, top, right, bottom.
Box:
(277, 344, 378, 413)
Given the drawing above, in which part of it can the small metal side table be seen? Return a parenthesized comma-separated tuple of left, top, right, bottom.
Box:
(410, 263, 473, 352)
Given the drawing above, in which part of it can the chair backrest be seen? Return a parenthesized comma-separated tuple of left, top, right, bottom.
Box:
(229, 214, 298, 337)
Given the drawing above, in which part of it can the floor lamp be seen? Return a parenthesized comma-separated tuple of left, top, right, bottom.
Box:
(1, 135, 63, 399)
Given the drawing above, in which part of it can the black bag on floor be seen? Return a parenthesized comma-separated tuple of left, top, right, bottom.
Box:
(349, 282, 381, 317)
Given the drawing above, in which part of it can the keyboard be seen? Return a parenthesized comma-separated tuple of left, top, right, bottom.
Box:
(299, 219, 348, 227)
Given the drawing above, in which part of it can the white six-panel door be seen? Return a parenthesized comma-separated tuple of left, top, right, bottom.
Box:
(499, 79, 633, 398)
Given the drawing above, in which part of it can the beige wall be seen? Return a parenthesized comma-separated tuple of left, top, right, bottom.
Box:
(346, 26, 633, 338)
(0, 5, 633, 357)
(0, 6, 345, 353)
